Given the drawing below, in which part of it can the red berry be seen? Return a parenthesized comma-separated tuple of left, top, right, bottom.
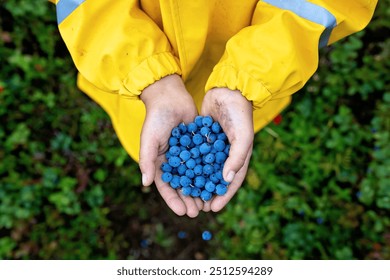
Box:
(273, 114, 283, 125)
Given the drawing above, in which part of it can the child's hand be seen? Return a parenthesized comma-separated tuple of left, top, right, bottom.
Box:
(201, 88, 254, 212)
(139, 74, 202, 217)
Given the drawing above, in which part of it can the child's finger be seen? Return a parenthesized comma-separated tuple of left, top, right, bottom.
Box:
(139, 120, 159, 187)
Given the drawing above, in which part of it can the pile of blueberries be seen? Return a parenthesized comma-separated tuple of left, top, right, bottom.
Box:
(160, 116, 230, 201)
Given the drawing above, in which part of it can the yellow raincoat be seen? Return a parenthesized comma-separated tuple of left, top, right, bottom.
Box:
(52, 0, 377, 162)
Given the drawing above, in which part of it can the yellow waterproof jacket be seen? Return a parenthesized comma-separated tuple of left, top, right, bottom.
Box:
(52, 0, 377, 162)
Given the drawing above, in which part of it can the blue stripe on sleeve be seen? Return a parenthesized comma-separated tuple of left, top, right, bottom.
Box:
(262, 0, 337, 48)
(56, 0, 85, 24)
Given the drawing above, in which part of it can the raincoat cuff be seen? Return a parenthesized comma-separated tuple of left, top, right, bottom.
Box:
(205, 65, 272, 109)
(120, 52, 182, 98)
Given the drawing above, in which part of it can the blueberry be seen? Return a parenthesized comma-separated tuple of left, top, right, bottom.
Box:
(169, 146, 181, 156)
(177, 164, 187, 175)
(180, 176, 192, 188)
(172, 127, 181, 138)
(224, 144, 231, 155)
(180, 135, 191, 147)
(178, 122, 187, 134)
(205, 181, 216, 192)
(220, 178, 229, 185)
(200, 126, 210, 136)
(215, 151, 227, 164)
(191, 188, 201, 197)
(168, 156, 181, 168)
(200, 190, 212, 201)
(169, 175, 180, 189)
(199, 143, 211, 154)
(203, 164, 214, 176)
(211, 122, 221, 133)
(204, 153, 215, 164)
(195, 116, 204, 127)
(187, 122, 198, 133)
(179, 150, 191, 162)
(202, 230, 212, 241)
(165, 151, 172, 160)
(185, 158, 196, 169)
(213, 163, 221, 171)
(206, 133, 217, 143)
(190, 147, 200, 158)
(215, 170, 223, 180)
(202, 116, 213, 127)
(192, 134, 203, 145)
(217, 132, 227, 141)
(169, 137, 178, 146)
(194, 165, 203, 175)
(161, 172, 173, 183)
(209, 173, 219, 184)
(194, 176, 206, 188)
(177, 231, 187, 239)
(185, 169, 195, 179)
(161, 162, 172, 172)
(181, 186, 192, 196)
(213, 139, 226, 152)
(215, 184, 227, 195)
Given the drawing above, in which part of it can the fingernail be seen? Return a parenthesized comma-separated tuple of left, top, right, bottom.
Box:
(226, 171, 235, 182)
(142, 173, 148, 186)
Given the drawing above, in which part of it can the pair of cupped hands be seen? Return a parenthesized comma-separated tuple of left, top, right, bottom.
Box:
(139, 74, 254, 217)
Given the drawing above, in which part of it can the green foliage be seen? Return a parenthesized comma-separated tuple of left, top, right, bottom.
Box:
(0, 0, 389, 260)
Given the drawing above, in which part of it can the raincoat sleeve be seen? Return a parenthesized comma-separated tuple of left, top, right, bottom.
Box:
(52, 0, 181, 98)
(205, 0, 378, 109)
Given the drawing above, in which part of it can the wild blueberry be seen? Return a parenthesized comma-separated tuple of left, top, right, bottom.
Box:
(178, 123, 187, 133)
(172, 127, 181, 138)
(214, 139, 226, 152)
(199, 143, 211, 154)
(161, 162, 172, 172)
(177, 164, 187, 175)
(200, 190, 212, 201)
(204, 153, 215, 164)
(169, 137, 178, 146)
(187, 122, 198, 133)
(194, 165, 203, 175)
(179, 150, 191, 162)
(169, 146, 181, 156)
(168, 156, 181, 168)
(192, 134, 203, 145)
(185, 158, 196, 169)
(180, 135, 191, 147)
(211, 122, 221, 133)
(205, 181, 216, 192)
(170, 175, 180, 189)
(217, 132, 227, 141)
(215, 184, 227, 195)
(215, 151, 227, 164)
(206, 133, 217, 143)
(161, 172, 173, 183)
(180, 176, 192, 188)
(202, 116, 213, 127)
(194, 176, 206, 188)
(202, 230, 212, 241)
(181, 186, 192, 196)
(191, 188, 201, 197)
(203, 164, 214, 176)
(190, 147, 200, 158)
(195, 116, 203, 127)
(185, 169, 195, 179)
(200, 126, 210, 136)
